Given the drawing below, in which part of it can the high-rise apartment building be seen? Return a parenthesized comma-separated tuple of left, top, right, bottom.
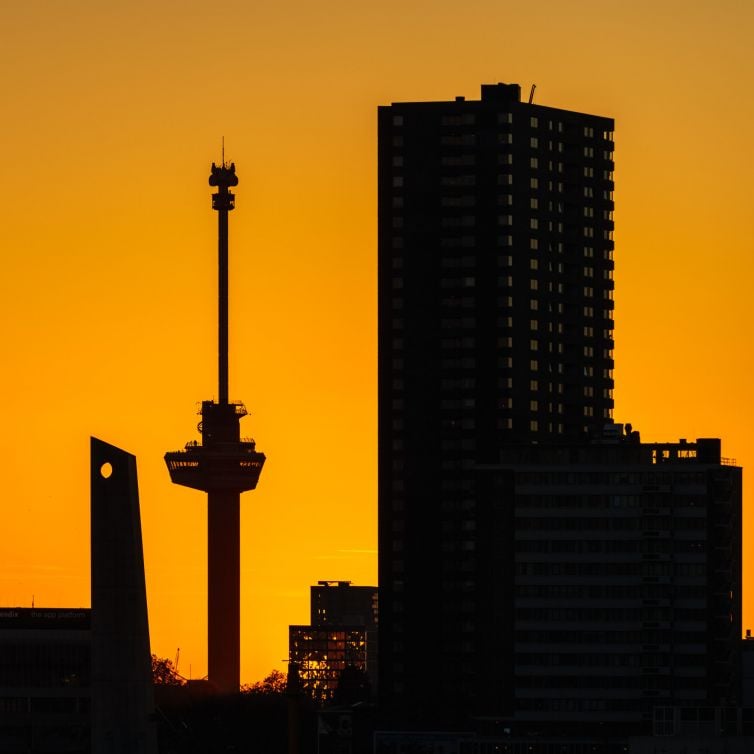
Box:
(378, 82, 616, 722)
(377, 84, 742, 732)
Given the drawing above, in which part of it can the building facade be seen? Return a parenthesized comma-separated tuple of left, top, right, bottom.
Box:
(289, 582, 378, 704)
(378, 82, 615, 723)
(503, 436, 741, 732)
(0, 608, 90, 753)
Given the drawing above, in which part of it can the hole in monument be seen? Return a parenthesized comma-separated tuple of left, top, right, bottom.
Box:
(100, 462, 113, 479)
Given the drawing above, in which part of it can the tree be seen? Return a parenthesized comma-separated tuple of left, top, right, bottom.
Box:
(242, 668, 286, 695)
(151, 654, 184, 686)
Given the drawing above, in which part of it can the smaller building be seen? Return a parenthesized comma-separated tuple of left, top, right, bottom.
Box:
(289, 581, 378, 705)
(0, 607, 91, 753)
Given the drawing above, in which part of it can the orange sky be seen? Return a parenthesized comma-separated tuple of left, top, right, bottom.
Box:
(1, 0, 753, 683)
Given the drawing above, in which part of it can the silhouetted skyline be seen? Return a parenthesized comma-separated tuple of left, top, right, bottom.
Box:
(2, 2, 753, 683)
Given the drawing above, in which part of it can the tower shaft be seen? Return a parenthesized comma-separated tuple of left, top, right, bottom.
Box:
(208, 490, 240, 691)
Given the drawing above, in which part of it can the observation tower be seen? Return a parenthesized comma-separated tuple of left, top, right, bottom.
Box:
(164, 162, 265, 693)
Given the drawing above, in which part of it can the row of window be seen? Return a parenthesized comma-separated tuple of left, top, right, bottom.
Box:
(393, 110, 611, 135)
(514, 583, 706, 599)
(392, 169, 614, 188)
(516, 698, 686, 713)
(515, 516, 707, 531)
(515, 538, 706, 554)
(516, 606, 706, 622)
(516, 562, 707, 577)
(515, 675, 707, 690)
(515, 629, 706, 644)
(517, 471, 708, 485)
(518, 654, 705, 670)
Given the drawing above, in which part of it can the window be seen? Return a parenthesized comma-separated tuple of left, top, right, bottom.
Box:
(530, 116, 538, 128)
(530, 238, 538, 250)
(530, 197, 538, 209)
(498, 112, 513, 124)
(530, 177, 539, 189)
(530, 157, 538, 169)
(441, 155, 475, 167)
(530, 218, 538, 230)
(442, 174, 476, 187)
(530, 319, 538, 331)
(530, 137, 538, 148)
(529, 259, 538, 270)
(392, 115, 404, 126)
(441, 113, 476, 126)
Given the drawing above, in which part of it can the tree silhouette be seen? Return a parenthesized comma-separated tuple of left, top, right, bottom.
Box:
(241, 668, 286, 695)
(151, 654, 184, 686)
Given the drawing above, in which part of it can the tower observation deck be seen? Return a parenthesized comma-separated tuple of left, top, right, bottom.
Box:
(164, 162, 265, 693)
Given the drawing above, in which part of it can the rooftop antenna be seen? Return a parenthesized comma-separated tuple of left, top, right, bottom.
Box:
(222, 136, 225, 167)
(528, 84, 536, 104)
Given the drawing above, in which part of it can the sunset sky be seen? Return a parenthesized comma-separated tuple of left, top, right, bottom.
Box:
(1, 0, 752, 683)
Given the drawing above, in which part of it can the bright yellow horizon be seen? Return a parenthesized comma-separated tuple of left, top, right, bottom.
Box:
(1, 0, 753, 683)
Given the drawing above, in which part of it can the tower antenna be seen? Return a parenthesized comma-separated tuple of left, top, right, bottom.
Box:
(528, 84, 537, 104)
(222, 136, 225, 168)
